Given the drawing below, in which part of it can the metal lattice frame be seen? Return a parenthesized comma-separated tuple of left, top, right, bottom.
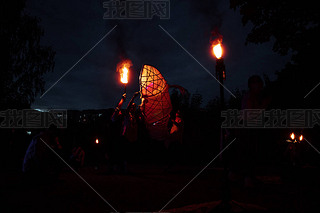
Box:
(139, 65, 172, 140)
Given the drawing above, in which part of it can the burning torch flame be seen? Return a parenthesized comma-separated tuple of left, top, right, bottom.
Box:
(95, 139, 99, 144)
(299, 135, 303, 141)
(290, 132, 295, 140)
(120, 66, 129, 84)
(213, 43, 223, 59)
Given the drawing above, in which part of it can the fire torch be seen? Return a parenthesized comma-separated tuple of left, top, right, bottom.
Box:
(119, 64, 129, 93)
(117, 59, 132, 94)
(212, 38, 226, 109)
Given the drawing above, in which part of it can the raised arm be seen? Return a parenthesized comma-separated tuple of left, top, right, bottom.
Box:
(126, 91, 140, 110)
(111, 93, 126, 121)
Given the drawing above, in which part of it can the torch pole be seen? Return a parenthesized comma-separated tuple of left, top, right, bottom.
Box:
(219, 78, 225, 108)
(124, 84, 127, 94)
(216, 57, 230, 204)
(216, 58, 225, 109)
(216, 58, 226, 161)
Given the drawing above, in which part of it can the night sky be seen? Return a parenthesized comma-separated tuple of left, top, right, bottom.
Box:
(27, 0, 289, 110)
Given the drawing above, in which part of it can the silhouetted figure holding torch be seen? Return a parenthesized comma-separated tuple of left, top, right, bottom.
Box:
(123, 92, 141, 142)
(110, 93, 127, 173)
(110, 92, 140, 173)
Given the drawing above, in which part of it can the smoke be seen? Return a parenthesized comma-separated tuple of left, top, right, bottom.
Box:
(190, 0, 226, 40)
(114, 23, 128, 60)
(210, 30, 223, 45)
(116, 58, 132, 73)
(192, 0, 224, 28)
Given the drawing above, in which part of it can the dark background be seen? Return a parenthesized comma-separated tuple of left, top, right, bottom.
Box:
(1, 0, 320, 212)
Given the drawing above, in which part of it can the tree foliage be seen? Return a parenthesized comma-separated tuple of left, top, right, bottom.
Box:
(190, 92, 203, 110)
(170, 88, 190, 112)
(230, 0, 318, 55)
(0, 0, 55, 109)
(230, 0, 319, 108)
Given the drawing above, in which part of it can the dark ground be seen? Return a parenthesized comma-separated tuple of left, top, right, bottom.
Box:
(2, 163, 320, 213)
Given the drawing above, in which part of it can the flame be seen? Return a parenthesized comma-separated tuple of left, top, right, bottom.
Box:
(120, 66, 129, 84)
(290, 132, 295, 140)
(117, 59, 132, 84)
(211, 37, 223, 59)
(299, 135, 303, 141)
(95, 139, 99, 144)
(213, 43, 223, 59)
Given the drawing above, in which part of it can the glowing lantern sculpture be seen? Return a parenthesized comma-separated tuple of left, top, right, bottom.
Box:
(139, 64, 172, 140)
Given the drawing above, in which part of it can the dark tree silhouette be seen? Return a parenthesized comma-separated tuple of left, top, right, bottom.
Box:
(190, 92, 203, 110)
(170, 88, 190, 112)
(0, 0, 55, 109)
(230, 0, 319, 108)
(227, 88, 245, 109)
(230, 0, 318, 55)
(206, 97, 220, 114)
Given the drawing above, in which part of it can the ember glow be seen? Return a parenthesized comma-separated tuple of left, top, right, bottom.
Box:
(95, 139, 99, 144)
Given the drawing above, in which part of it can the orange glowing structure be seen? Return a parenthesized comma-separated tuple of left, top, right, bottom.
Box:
(139, 64, 172, 140)
(95, 138, 99, 144)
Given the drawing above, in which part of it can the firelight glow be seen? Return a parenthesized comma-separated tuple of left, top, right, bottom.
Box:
(95, 139, 99, 144)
